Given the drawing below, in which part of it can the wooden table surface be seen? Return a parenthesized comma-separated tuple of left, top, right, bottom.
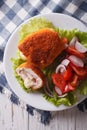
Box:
(0, 93, 87, 130)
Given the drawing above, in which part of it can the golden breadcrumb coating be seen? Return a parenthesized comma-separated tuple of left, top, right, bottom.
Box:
(18, 28, 66, 68)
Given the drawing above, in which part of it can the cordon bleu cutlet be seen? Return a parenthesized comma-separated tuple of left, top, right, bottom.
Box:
(18, 28, 66, 69)
(16, 62, 45, 90)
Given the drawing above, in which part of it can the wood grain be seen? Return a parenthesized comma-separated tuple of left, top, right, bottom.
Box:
(0, 94, 87, 130)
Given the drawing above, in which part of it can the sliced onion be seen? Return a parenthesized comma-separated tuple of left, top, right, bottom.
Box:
(68, 55, 84, 67)
(44, 86, 53, 97)
(44, 79, 53, 97)
(75, 41, 87, 53)
(55, 86, 67, 97)
(58, 93, 67, 98)
(46, 83, 53, 95)
(69, 36, 78, 47)
(56, 64, 66, 73)
(61, 59, 70, 67)
(54, 86, 62, 96)
(64, 84, 69, 91)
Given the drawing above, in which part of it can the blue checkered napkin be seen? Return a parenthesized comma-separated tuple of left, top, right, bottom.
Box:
(0, 0, 87, 125)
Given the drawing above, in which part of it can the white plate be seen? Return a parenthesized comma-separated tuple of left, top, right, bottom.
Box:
(3, 13, 87, 111)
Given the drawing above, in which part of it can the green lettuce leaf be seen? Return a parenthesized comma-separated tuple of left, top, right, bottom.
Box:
(55, 28, 79, 41)
(75, 31, 87, 47)
(55, 28, 87, 47)
(44, 91, 76, 106)
(78, 80, 87, 95)
(19, 18, 55, 41)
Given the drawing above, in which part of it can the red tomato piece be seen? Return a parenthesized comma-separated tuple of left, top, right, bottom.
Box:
(63, 83, 75, 93)
(70, 63, 87, 78)
(68, 83, 76, 91)
(70, 74, 79, 87)
(66, 46, 85, 59)
(51, 73, 66, 92)
(62, 65, 73, 81)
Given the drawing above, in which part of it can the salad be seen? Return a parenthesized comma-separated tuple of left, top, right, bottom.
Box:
(11, 18, 87, 107)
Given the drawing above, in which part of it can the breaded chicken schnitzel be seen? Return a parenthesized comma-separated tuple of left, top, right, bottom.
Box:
(18, 28, 66, 69)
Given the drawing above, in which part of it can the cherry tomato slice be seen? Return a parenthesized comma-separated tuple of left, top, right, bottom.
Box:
(70, 63, 87, 78)
(51, 73, 66, 92)
(62, 65, 73, 81)
(68, 83, 76, 91)
(70, 74, 79, 87)
(63, 83, 75, 93)
(66, 46, 85, 59)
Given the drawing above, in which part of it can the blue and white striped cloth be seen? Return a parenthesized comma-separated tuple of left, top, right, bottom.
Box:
(0, 0, 87, 125)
